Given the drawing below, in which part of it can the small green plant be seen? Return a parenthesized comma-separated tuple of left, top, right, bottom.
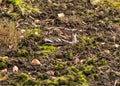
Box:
(6, 0, 40, 15)
(26, 28, 42, 37)
(0, 57, 7, 70)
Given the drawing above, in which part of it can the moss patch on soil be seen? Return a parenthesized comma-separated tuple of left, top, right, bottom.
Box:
(0, 0, 120, 86)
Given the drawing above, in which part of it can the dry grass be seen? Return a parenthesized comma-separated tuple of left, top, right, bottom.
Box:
(0, 20, 21, 49)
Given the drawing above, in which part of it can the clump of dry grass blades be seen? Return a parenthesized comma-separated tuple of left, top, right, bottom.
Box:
(0, 20, 21, 49)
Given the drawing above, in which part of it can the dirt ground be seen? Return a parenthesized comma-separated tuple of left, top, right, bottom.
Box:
(0, 0, 120, 86)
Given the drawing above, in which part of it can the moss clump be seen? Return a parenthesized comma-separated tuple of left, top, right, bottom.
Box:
(26, 28, 42, 37)
(38, 45, 57, 54)
(65, 51, 73, 59)
(81, 36, 98, 47)
(17, 49, 29, 57)
(40, 79, 57, 86)
(98, 58, 107, 66)
(68, 66, 79, 73)
(82, 65, 96, 75)
(77, 71, 89, 86)
(6, 0, 40, 15)
(16, 73, 36, 85)
(56, 76, 69, 85)
(55, 64, 64, 70)
(0, 57, 7, 70)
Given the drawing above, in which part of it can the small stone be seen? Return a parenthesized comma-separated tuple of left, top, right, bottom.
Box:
(46, 70, 55, 76)
(114, 44, 119, 48)
(31, 59, 42, 65)
(58, 13, 65, 18)
(101, 42, 105, 45)
(51, 76, 57, 80)
(21, 29, 26, 33)
(13, 65, 19, 72)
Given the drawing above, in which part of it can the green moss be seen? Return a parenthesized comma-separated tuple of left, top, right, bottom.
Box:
(54, 76, 69, 85)
(16, 73, 35, 86)
(82, 65, 95, 75)
(38, 45, 57, 54)
(113, 18, 120, 23)
(19, 73, 30, 83)
(17, 49, 29, 57)
(81, 35, 98, 47)
(26, 28, 42, 37)
(6, 13, 20, 19)
(55, 64, 64, 70)
(6, 0, 40, 15)
(99, 59, 107, 66)
(37, 74, 49, 80)
(69, 66, 79, 73)
(77, 71, 89, 86)
(40, 79, 57, 85)
(0, 57, 7, 70)
(85, 57, 97, 65)
(113, 50, 120, 57)
(111, 1, 120, 8)
(65, 51, 73, 59)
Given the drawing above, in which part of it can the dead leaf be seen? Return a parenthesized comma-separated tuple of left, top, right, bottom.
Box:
(0, 68, 7, 73)
(73, 57, 80, 64)
(0, 75, 7, 81)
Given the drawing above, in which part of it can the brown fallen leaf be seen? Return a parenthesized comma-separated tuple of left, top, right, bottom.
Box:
(13, 65, 19, 72)
(0, 0, 2, 4)
(31, 59, 42, 65)
(0, 75, 7, 81)
(0, 68, 7, 73)
(73, 57, 80, 64)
